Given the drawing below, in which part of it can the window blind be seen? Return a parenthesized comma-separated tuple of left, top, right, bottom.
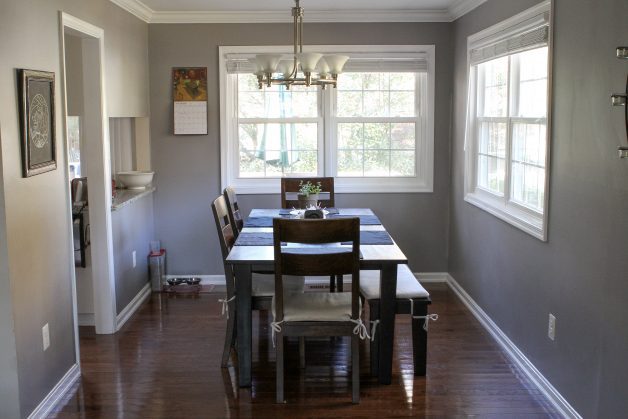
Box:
(224, 52, 429, 74)
(469, 25, 549, 65)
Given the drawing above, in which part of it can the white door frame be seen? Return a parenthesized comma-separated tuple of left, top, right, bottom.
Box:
(59, 12, 117, 338)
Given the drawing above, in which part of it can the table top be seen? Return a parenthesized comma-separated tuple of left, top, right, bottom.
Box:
(226, 208, 408, 266)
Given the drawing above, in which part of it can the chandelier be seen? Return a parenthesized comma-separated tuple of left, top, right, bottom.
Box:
(253, 0, 349, 89)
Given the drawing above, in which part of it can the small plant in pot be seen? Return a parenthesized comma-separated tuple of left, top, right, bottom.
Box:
(297, 181, 322, 209)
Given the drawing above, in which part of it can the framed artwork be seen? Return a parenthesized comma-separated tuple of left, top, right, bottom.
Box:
(172, 67, 208, 135)
(18, 69, 57, 177)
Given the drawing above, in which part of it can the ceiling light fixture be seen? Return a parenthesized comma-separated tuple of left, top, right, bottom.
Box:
(253, 0, 349, 89)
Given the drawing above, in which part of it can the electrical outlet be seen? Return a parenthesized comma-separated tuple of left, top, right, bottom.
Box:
(132, 250, 136, 268)
(42, 324, 50, 351)
(548, 313, 556, 341)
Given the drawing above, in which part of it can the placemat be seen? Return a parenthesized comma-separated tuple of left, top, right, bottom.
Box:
(327, 214, 381, 225)
(235, 230, 393, 246)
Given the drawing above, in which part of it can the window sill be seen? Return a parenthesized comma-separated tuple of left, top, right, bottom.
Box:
(464, 191, 546, 241)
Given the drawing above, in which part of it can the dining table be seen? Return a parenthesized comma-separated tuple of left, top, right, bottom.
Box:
(225, 208, 408, 387)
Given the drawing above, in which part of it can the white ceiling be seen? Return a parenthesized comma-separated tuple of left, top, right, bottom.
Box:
(109, 0, 487, 23)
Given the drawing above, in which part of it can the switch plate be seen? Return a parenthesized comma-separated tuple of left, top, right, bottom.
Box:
(132, 250, 136, 268)
(42, 324, 50, 351)
(548, 313, 556, 341)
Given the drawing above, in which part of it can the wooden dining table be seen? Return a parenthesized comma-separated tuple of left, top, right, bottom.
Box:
(225, 208, 408, 387)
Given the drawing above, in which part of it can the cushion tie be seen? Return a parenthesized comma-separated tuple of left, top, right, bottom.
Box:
(369, 319, 380, 341)
(218, 295, 236, 318)
(270, 320, 285, 347)
(350, 318, 371, 340)
(409, 298, 439, 331)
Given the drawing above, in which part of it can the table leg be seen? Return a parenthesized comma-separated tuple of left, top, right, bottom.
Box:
(234, 264, 252, 387)
(378, 264, 397, 384)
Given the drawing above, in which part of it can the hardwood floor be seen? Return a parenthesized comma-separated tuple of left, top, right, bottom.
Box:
(50, 284, 558, 418)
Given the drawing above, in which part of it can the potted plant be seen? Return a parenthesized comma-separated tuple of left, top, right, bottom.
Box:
(297, 180, 322, 209)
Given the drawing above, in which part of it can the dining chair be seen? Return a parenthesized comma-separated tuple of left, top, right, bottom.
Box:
(357, 265, 436, 376)
(211, 195, 305, 368)
(223, 186, 243, 239)
(280, 177, 335, 209)
(271, 217, 365, 404)
(280, 177, 342, 292)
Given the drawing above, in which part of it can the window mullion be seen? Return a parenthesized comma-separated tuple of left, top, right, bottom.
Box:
(503, 56, 514, 204)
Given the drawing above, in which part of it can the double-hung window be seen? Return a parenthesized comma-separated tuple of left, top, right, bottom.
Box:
(464, 1, 552, 240)
(219, 45, 434, 194)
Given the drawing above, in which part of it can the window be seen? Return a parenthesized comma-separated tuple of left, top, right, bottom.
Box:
(220, 45, 434, 194)
(67, 116, 81, 179)
(464, 1, 552, 240)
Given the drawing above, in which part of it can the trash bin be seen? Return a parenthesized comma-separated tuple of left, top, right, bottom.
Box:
(149, 249, 167, 292)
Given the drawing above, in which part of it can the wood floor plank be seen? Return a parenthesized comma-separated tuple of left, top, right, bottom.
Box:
(49, 284, 559, 418)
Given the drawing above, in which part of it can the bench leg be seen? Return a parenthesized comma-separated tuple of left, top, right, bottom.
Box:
(369, 300, 380, 377)
(352, 333, 360, 404)
(336, 275, 343, 292)
(412, 304, 428, 376)
(329, 275, 336, 292)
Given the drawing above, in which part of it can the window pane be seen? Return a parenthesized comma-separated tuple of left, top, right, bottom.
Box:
(391, 123, 415, 149)
(337, 150, 363, 176)
(237, 74, 317, 118)
(364, 150, 390, 176)
(478, 56, 508, 117)
(364, 123, 390, 149)
(238, 123, 318, 177)
(512, 123, 546, 166)
(514, 47, 548, 118)
(337, 73, 416, 118)
(391, 150, 415, 176)
(478, 121, 507, 158)
(477, 155, 505, 195)
(511, 162, 545, 211)
(338, 123, 363, 149)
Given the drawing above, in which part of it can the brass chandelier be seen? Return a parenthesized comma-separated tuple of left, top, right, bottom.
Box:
(253, 0, 349, 89)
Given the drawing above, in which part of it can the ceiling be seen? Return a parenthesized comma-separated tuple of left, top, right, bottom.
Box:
(109, 0, 487, 23)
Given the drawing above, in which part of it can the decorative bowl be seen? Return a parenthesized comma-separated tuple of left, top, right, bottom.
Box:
(117, 171, 154, 189)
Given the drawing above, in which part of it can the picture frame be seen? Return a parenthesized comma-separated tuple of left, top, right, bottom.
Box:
(18, 69, 57, 177)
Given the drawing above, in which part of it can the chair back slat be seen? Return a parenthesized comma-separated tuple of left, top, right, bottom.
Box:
(223, 186, 243, 237)
(280, 177, 335, 209)
(211, 195, 236, 259)
(274, 218, 355, 244)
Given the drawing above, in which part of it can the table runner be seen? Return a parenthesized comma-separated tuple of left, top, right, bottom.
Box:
(235, 230, 393, 246)
(244, 213, 381, 228)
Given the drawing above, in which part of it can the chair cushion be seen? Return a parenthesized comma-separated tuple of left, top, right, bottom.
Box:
(358, 265, 429, 300)
(273, 292, 360, 322)
(252, 273, 305, 297)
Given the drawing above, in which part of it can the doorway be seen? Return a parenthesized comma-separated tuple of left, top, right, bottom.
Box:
(60, 13, 117, 340)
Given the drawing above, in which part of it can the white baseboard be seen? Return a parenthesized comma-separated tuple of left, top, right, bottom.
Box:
(415, 272, 449, 283)
(77, 313, 94, 326)
(116, 282, 151, 331)
(27, 363, 80, 419)
(446, 274, 581, 419)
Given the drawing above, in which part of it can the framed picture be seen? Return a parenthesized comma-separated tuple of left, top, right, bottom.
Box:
(172, 67, 208, 135)
(18, 69, 57, 177)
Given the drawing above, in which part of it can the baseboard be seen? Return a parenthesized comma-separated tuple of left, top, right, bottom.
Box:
(116, 282, 151, 331)
(27, 363, 80, 419)
(415, 272, 449, 283)
(446, 274, 581, 419)
(77, 313, 94, 326)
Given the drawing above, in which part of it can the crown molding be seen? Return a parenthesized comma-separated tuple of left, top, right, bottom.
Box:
(109, 0, 152, 22)
(109, 0, 487, 23)
(150, 9, 451, 24)
(448, 0, 488, 21)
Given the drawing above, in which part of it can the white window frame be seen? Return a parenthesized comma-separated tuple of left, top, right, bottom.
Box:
(219, 45, 435, 194)
(464, 1, 553, 241)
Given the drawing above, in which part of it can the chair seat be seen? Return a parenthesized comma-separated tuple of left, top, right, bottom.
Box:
(252, 273, 305, 297)
(358, 265, 429, 300)
(273, 292, 360, 322)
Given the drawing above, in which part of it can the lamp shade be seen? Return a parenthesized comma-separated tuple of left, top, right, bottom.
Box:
(323, 55, 349, 74)
(317, 57, 330, 76)
(255, 54, 282, 73)
(249, 58, 264, 76)
(296, 52, 323, 73)
(276, 60, 296, 77)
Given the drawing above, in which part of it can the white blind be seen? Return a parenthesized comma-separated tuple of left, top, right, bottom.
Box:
(224, 52, 428, 74)
(470, 25, 549, 65)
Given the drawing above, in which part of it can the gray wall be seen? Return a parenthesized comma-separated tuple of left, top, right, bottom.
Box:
(148, 22, 453, 276)
(0, 0, 149, 416)
(449, 0, 628, 417)
(112, 194, 154, 314)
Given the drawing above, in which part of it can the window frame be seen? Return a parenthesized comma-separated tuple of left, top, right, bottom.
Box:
(464, 1, 553, 241)
(219, 45, 435, 194)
